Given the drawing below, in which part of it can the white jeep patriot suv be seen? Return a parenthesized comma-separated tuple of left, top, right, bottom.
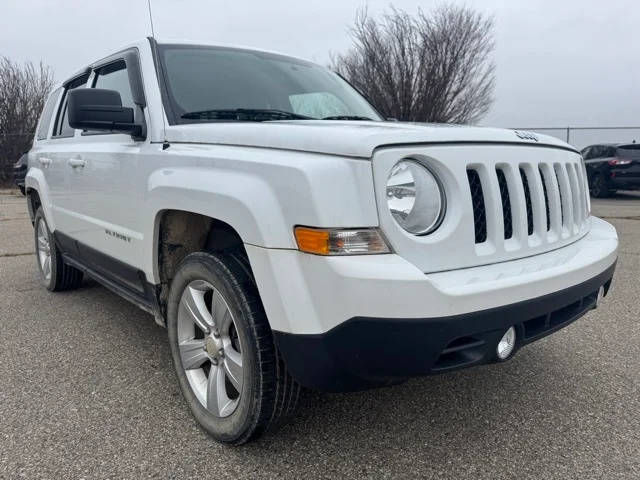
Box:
(26, 39, 618, 444)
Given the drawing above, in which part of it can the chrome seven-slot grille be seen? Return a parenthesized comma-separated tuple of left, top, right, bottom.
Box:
(466, 160, 589, 247)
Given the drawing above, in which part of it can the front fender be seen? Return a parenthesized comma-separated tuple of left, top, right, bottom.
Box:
(145, 148, 379, 248)
(147, 167, 288, 249)
(143, 146, 379, 286)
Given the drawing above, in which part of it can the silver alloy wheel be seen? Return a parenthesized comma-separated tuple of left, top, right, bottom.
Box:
(36, 218, 52, 281)
(177, 280, 243, 418)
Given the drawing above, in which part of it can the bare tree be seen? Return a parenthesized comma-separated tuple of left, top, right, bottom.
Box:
(332, 4, 495, 124)
(0, 57, 54, 185)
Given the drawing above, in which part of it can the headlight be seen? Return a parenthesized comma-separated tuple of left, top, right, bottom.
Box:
(386, 160, 445, 235)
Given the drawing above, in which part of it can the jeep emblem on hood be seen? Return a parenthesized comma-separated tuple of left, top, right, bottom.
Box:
(514, 130, 539, 142)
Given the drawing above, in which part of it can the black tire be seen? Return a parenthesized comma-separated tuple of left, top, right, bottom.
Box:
(590, 173, 610, 198)
(33, 207, 83, 291)
(167, 251, 300, 445)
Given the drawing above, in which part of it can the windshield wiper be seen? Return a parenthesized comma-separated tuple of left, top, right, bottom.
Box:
(181, 109, 313, 121)
(322, 115, 374, 121)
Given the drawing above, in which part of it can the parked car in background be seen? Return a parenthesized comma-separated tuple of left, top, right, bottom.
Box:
(13, 153, 28, 195)
(582, 143, 640, 197)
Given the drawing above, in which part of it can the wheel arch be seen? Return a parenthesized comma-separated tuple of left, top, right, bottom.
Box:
(25, 170, 52, 227)
(154, 209, 247, 275)
(152, 208, 257, 320)
(146, 167, 293, 251)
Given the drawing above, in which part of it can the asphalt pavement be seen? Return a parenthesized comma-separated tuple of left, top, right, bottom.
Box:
(1, 189, 639, 479)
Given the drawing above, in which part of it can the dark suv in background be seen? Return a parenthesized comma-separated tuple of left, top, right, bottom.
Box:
(13, 153, 28, 195)
(582, 143, 640, 197)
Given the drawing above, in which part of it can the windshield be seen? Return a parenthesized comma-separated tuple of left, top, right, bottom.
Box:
(158, 44, 383, 123)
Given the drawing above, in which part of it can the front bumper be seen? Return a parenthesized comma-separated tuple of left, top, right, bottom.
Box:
(246, 217, 618, 392)
(274, 262, 614, 391)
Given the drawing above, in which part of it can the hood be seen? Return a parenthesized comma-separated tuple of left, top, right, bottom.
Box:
(165, 121, 576, 159)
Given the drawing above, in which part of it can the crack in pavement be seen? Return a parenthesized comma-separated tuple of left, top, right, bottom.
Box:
(0, 252, 34, 258)
(599, 215, 640, 221)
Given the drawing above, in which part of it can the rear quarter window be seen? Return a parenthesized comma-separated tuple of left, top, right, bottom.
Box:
(36, 88, 61, 140)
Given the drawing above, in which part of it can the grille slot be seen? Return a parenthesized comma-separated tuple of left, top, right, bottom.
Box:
(467, 169, 487, 244)
(551, 166, 564, 226)
(539, 166, 551, 231)
(519, 168, 534, 235)
(568, 163, 586, 225)
(496, 168, 513, 239)
(554, 163, 572, 230)
(566, 163, 581, 226)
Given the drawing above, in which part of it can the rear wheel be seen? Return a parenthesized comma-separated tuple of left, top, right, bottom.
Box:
(33, 207, 83, 291)
(590, 173, 610, 198)
(167, 251, 300, 445)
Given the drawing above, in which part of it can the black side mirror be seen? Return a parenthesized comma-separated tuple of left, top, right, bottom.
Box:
(68, 89, 142, 137)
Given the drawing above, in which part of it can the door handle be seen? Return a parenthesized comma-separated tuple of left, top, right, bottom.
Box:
(39, 157, 52, 166)
(68, 158, 86, 168)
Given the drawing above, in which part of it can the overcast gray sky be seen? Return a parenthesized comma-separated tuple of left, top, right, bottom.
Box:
(2, 0, 639, 146)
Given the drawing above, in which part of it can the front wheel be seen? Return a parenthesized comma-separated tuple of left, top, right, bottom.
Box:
(167, 251, 300, 445)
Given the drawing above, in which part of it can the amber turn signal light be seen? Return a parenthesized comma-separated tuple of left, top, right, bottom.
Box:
(294, 227, 390, 256)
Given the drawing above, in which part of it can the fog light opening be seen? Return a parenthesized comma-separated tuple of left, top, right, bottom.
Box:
(496, 326, 516, 360)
